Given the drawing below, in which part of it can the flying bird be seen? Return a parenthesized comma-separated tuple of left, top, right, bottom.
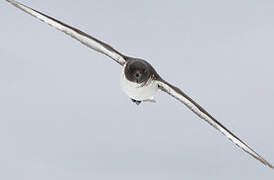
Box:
(6, 0, 273, 169)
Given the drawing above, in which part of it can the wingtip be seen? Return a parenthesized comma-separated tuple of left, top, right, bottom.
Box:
(6, 0, 17, 5)
(264, 161, 274, 169)
(6, 0, 19, 4)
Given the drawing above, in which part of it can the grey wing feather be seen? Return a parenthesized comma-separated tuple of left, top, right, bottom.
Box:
(157, 79, 273, 169)
(6, 0, 127, 66)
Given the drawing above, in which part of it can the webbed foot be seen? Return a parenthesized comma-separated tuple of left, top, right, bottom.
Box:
(131, 99, 141, 105)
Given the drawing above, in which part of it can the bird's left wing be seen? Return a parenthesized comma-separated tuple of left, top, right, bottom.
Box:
(6, 0, 127, 66)
(156, 79, 273, 169)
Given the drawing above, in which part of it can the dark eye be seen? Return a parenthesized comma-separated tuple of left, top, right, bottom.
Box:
(129, 67, 134, 73)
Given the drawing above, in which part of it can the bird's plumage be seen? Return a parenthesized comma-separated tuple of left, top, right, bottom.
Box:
(6, 0, 273, 169)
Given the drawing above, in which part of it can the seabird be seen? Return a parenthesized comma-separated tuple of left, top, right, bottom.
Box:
(6, 0, 273, 169)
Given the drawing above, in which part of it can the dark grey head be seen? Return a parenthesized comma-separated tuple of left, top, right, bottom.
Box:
(124, 58, 155, 84)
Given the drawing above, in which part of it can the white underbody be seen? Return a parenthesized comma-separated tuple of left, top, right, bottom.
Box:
(120, 67, 158, 101)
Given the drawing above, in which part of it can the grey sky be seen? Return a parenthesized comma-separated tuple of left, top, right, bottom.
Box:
(0, 0, 274, 179)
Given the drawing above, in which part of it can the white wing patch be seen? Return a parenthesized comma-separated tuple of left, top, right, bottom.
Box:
(157, 80, 273, 169)
(6, 0, 126, 65)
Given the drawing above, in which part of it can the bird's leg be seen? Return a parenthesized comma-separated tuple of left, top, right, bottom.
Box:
(131, 99, 141, 105)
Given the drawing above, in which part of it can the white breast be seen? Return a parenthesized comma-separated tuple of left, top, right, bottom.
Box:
(120, 67, 158, 101)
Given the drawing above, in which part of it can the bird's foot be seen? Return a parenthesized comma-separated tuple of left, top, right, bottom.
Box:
(131, 99, 141, 105)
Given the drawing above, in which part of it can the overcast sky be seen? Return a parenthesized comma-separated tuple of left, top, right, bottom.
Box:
(0, 0, 274, 179)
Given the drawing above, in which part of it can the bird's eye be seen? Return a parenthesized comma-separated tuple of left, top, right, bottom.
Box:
(129, 67, 134, 73)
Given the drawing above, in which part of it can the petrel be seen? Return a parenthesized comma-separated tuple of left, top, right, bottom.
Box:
(6, 0, 273, 169)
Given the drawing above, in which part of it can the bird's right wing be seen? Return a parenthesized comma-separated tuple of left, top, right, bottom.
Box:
(6, 0, 127, 66)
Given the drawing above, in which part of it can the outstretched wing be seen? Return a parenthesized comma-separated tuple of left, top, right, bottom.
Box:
(6, 0, 127, 66)
(156, 79, 273, 169)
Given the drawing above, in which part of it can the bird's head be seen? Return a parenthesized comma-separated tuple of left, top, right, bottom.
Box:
(124, 59, 153, 84)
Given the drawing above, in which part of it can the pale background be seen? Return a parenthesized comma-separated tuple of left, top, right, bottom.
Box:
(0, 0, 274, 179)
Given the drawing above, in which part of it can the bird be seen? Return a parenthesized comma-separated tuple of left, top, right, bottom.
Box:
(6, 0, 273, 169)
